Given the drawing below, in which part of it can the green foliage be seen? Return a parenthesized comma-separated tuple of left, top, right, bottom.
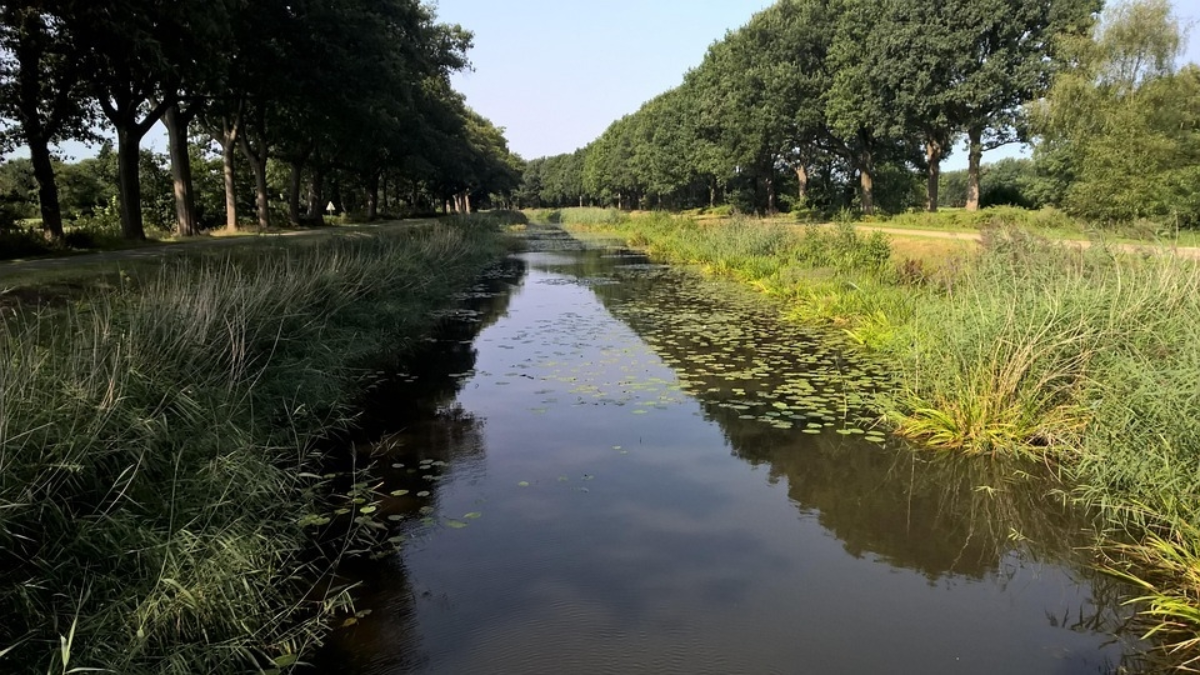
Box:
(0, 225, 54, 258)
(941, 159, 1052, 210)
(1034, 0, 1200, 226)
(0, 223, 506, 672)
(548, 207, 628, 226)
(0, 0, 518, 241)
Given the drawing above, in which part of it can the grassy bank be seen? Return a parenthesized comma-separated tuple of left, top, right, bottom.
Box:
(554, 207, 1200, 667)
(0, 214, 515, 673)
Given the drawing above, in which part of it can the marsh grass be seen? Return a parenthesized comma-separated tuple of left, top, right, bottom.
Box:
(0, 220, 505, 672)
(556, 212, 897, 326)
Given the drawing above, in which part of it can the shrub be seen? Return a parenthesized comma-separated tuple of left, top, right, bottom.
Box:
(0, 227, 55, 259)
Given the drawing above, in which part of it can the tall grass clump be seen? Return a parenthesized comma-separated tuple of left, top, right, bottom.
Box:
(0, 220, 505, 673)
(446, 209, 528, 229)
(527, 207, 628, 227)
(882, 227, 1200, 661)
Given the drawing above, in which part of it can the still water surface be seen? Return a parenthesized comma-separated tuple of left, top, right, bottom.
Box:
(318, 229, 1138, 674)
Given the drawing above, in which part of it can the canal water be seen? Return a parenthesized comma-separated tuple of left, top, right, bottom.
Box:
(316, 228, 1139, 674)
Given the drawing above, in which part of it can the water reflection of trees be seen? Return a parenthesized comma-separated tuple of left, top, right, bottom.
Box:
(314, 257, 527, 673)
(354, 256, 527, 436)
(566, 249, 1139, 654)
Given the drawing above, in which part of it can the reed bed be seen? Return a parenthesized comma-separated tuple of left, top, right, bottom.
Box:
(0, 219, 505, 673)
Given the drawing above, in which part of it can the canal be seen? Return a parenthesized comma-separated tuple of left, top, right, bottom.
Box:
(316, 227, 1138, 674)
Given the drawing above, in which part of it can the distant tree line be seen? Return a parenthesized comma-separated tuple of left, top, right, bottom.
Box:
(520, 0, 1199, 227)
(0, 0, 522, 241)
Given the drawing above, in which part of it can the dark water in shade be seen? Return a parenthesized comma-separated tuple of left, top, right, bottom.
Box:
(314, 228, 1142, 674)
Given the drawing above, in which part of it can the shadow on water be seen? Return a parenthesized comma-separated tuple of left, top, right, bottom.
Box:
(315, 227, 1146, 674)
(310, 257, 528, 672)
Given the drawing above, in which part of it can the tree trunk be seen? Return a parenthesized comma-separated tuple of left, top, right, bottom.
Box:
(464, 192, 472, 214)
(13, 14, 65, 241)
(116, 127, 146, 240)
(288, 163, 303, 226)
(795, 165, 808, 207)
(925, 139, 943, 213)
(251, 159, 269, 228)
(859, 167, 875, 216)
(27, 135, 64, 240)
(765, 174, 777, 214)
(164, 104, 198, 237)
(855, 144, 876, 216)
(966, 127, 984, 212)
(366, 172, 379, 221)
(218, 131, 238, 232)
(306, 168, 324, 222)
(239, 137, 270, 229)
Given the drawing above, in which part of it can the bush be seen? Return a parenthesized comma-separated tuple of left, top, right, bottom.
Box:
(0, 227, 55, 260)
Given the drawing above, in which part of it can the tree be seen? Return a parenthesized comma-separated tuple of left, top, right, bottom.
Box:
(63, 0, 200, 239)
(945, 0, 1099, 211)
(827, 3, 890, 215)
(1034, 0, 1200, 224)
(0, 3, 93, 240)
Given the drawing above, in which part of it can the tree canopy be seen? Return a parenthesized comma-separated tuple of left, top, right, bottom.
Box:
(0, 0, 522, 241)
(523, 0, 1113, 220)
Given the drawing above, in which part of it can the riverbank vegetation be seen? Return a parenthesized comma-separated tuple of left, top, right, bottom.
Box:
(557, 202, 1200, 666)
(0, 217, 511, 673)
(0, 0, 522, 252)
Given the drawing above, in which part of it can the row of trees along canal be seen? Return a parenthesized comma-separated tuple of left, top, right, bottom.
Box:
(519, 0, 1200, 227)
(0, 0, 523, 242)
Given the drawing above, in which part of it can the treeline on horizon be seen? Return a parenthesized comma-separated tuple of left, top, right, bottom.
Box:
(0, 0, 522, 243)
(520, 0, 1199, 227)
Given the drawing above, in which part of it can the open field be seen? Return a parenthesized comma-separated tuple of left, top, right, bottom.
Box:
(0, 219, 440, 279)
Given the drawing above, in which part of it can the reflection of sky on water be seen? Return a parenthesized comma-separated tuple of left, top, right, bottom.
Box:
(318, 229, 1138, 675)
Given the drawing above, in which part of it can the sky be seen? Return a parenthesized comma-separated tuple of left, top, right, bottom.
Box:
(433, 0, 772, 160)
(8, 0, 1200, 169)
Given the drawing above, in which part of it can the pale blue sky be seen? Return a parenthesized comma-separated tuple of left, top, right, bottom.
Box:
(435, 0, 1200, 170)
(434, 0, 772, 160)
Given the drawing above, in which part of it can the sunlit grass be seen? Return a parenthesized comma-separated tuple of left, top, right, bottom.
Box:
(0, 218, 506, 672)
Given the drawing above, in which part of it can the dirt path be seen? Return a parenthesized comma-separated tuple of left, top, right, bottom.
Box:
(0, 220, 427, 281)
(856, 225, 1200, 260)
(5, 220, 1197, 283)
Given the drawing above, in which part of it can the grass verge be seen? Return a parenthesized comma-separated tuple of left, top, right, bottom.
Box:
(0, 214, 512, 673)
(556, 206, 1200, 668)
